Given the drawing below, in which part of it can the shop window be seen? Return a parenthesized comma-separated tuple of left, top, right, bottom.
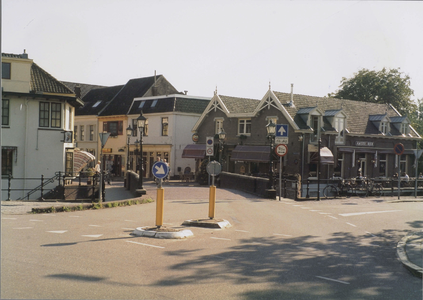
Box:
(379, 154, 387, 177)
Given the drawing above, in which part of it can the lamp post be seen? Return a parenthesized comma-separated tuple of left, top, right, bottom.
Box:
(136, 111, 146, 195)
(266, 120, 276, 198)
(126, 125, 133, 173)
(218, 128, 226, 167)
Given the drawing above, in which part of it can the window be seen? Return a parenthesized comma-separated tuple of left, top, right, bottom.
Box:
(132, 119, 138, 137)
(80, 125, 85, 141)
(2, 99, 9, 126)
(1, 148, 14, 176)
(89, 125, 94, 141)
(65, 151, 73, 177)
(138, 101, 145, 109)
(103, 121, 123, 136)
(215, 119, 223, 135)
(380, 122, 388, 134)
(401, 123, 408, 135)
(39, 102, 50, 127)
(162, 117, 168, 136)
(400, 154, 407, 174)
(144, 119, 148, 136)
(310, 115, 320, 142)
(334, 117, 345, 144)
(238, 119, 251, 135)
(334, 153, 344, 178)
(51, 103, 61, 128)
(92, 100, 102, 108)
(74, 125, 78, 141)
(379, 154, 387, 177)
(151, 99, 158, 107)
(2, 62, 11, 79)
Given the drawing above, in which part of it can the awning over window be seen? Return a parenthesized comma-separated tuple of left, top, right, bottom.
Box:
(182, 144, 206, 159)
(74, 149, 96, 174)
(230, 145, 270, 162)
(310, 147, 334, 165)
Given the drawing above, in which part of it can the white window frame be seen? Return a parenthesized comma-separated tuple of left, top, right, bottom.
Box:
(400, 154, 407, 175)
(80, 125, 85, 141)
(334, 116, 345, 144)
(310, 115, 321, 143)
(238, 119, 251, 135)
(379, 153, 388, 178)
(215, 118, 224, 135)
(400, 123, 408, 135)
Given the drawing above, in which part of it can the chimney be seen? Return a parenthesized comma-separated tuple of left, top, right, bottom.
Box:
(21, 49, 28, 59)
(74, 85, 81, 98)
(288, 83, 294, 107)
(152, 70, 158, 96)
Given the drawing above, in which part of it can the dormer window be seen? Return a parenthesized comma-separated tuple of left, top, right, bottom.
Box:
(380, 121, 388, 134)
(310, 115, 320, 142)
(400, 123, 408, 135)
(334, 117, 345, 144)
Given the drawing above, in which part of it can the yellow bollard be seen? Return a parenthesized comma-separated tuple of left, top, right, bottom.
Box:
(208, 185, 216, 219)
(156, 188, 164, 227)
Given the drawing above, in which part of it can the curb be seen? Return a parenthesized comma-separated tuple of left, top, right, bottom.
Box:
(182, 219, 232, 229)
(396, 233, 423, 278)
(132, 227, 194, 239)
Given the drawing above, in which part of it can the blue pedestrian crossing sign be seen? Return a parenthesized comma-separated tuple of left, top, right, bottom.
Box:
(152, 161, 169, 179)
(276, 124, 288, 137)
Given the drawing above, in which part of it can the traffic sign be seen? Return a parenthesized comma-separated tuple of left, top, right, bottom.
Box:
(276, 124, 288, 137)
(206, 136, 214, 156)
(393, 143, 405, 156)
(206, 161, 221, 176)
(275, 144, 288, 157)
(152, 161, 169, 179)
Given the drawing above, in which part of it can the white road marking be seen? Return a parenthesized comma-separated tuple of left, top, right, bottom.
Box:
(29, 219, 44, 222)
(124, 220, 137, 222)
(89, 225, 102, 227)
(316, 276, 350, 285)
(81, 234, 103, 238)
(300, 207, 311, 209)
(13, 227, 33, 229)
(235, 230, 249, 233)
(346, 222, 357, 227)
(365, 231, 377, 237)
(339, 210, 401, 217)
(126, 241, 165, 249)
(328, 215, 338, 219)
(293, 205, 303, 207)
(210, 237, 231, 241)
(319, 212, 332, 215)
(47, 230, 68, 234)
(2, 217, 17, 220)
(310, 210, 322, 212)
(273, 233, 292, 237)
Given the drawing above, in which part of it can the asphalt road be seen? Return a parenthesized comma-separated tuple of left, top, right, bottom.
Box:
(1, 186, 422, 300)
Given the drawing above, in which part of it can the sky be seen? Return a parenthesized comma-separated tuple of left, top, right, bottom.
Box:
(2, 0, 423, 103)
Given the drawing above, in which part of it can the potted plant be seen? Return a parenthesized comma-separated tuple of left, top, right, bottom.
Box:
(86, 168, 95, 185)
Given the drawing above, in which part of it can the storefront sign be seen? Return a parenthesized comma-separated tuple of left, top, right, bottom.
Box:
(192, 133, 199, 143)
(355, 141, 373, 147)
(102, 148, 112, 153)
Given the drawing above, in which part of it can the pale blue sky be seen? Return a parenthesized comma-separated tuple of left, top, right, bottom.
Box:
(3, 0, 423, 103)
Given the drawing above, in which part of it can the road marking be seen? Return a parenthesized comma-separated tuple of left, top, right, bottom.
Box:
(69, 216, 81, 218)
(346, 222, 357, 227)
(310, 210, 322, 212)
(29, 219, 44, 222)
(273, 233, 292, 237)
(122, 228, 135, 230)
(2, 217, 17, 220)
(89, 225, 102, 227)
(210, 237, 231, 241)
(339, 210, 401, 217)
(328, 215, 338, 219)
(293, 205, 303, 207)
(319, 212, 332, 215)
(124, 220, 137, 222)
(13, 227, 33, 229)
(316, 276, 350, 285)
(82, 234, 103, 238)
(235, 230, 249, 233)
(126, 241, 165, 249)
(300, 207, 311, 209)
(47, 230, 68, 234)
(365, 231, 377, 237)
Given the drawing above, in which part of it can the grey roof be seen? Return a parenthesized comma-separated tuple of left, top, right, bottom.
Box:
(368, 114, 387, 122)
(324, 109, 342, 117)
(297, 107, 316, 114)
(219, 95, 259, 113)
(390, 116, 407, 123)
(62, 81, 106, 98)
(129, 96, 209, 115)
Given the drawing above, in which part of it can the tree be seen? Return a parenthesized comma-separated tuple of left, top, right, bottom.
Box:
(410, 98, 423, 148)
(328, 68, 417, 116)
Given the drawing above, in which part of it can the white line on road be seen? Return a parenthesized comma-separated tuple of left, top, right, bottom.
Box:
(13, 227, 33, 229)
(211, 237, 231, 241)
(89, 225, 102, 227)
(2, 217, 17, 220)
(124, 220, 137, 222)
(293, 205, 303, 207)
(273, 233, 292, 237)
(126, 241, 165, 248)
(235, 230, 249, 233)
(319, 212, 332, 215)
(29, 219, 44, 222)
(310, 210, 322, 212)
(300, 207, 311, 209)
(316, 276, 350, 285)
(365, 231, 377, 237)
(339, 210, 402, 217)
(328, 215, 338, 219)
(47, 230, 68, 234)
(81, 234, 103, 238)
(346, 222, 357, 227)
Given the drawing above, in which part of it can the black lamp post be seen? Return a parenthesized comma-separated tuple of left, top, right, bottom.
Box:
(266, 120, 276, 195)
(126, 125, 133, 172)
(218, 128, 226, 166)
(136, 111, 146, 195)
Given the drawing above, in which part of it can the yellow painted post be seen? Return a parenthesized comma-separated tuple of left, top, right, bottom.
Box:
(156, 188, 164, 227)
(208, 185, 216, 219)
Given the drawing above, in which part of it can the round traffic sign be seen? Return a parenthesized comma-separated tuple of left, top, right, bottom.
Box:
(206, 147, 213, 156)
(393, 143, 405, 156)
(152, 161, 169, 179)
(275, 144, 288, 157)
(206, 161, 221, 176)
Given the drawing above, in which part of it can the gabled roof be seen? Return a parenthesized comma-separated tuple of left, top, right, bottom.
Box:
(62, 81, 106, 98)
(219, 95, 259, 114)
(99, 75, 180, 116)
(77, 85, 124, 116)
(368, 114, 388, 122)
(128, 95, 210, 115)
(389, 116, 408, 123)
(30, 63, 75, 95)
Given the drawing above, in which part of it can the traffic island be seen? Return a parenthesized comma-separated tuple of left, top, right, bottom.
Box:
(132, 226, 193, 239)
(182, 218, 231, 229)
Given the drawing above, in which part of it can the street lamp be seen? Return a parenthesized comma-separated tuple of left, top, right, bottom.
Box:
(266, 120, 276, 197)
(136, 111, 147, 195)
(126, 125, 133, 173)
(218, 128, 226, 166)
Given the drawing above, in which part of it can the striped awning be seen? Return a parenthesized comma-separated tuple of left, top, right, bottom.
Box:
(73, 150, 96, 174)
(182, 144, 206, 159)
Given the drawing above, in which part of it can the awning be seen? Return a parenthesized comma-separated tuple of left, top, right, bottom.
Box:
(230, 145, 270, 162)
(73, 150, 96, 174)
(310, 147, 334, 165)
(182, 144, 206, 159)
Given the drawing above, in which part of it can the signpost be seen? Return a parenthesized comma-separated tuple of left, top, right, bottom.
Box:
(394, 143, 405, 200)
(152, 161, 169, 227)
(98, 133, 110, 203)
(206, 161, 221, 219)
(275, 144, 288, 201)
(275, 124, 288, 145)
